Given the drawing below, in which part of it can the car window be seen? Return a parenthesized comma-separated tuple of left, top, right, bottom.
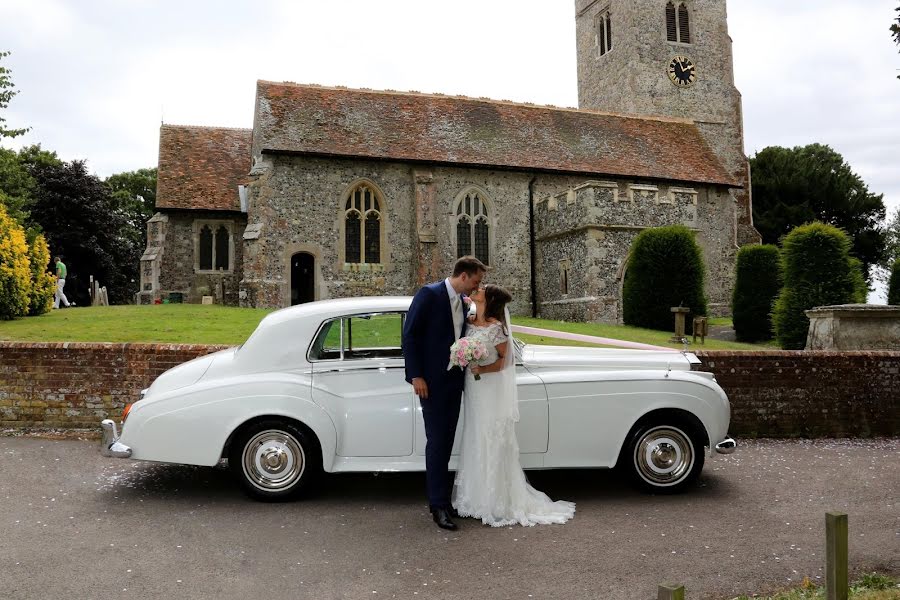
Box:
(346, 313, 404, 359)
(309, 312, 406, 361)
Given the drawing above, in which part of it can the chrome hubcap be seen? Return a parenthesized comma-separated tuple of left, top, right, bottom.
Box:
(634, 426, 694, 486)
(242, 430, 305, 491)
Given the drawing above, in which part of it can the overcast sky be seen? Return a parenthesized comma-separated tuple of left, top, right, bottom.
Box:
(1, 0, 898, 299)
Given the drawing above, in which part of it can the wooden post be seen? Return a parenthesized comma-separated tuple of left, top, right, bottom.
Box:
(658, 584, 685, 600)
(826, 512, 848, 600)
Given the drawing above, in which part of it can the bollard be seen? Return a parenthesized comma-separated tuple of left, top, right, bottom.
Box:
(658, 584, 685, 600)
(825, 512, 848, 600)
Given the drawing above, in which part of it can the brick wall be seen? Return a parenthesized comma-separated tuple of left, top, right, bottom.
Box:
(695, 351, 899, 437)
(1, 343, 897, 437)
(0, 342, 227, 428)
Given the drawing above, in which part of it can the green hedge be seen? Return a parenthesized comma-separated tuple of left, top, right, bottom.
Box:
(888, 259, 900, 305)
(732, 244, 781, 342)
(623, 225, 707, 333)
(773, 222, 866, 349)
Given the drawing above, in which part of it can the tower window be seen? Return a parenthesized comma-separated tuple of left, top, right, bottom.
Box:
(666, 2, 691, 44)
(596, 9, 612, 56)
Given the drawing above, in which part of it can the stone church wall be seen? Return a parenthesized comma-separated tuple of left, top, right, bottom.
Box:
(156, 211, 247, 305)
(240, 155, 739, 323)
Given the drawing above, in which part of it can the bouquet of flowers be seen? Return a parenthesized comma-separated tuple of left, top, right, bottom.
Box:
(448, 336, 488, 380)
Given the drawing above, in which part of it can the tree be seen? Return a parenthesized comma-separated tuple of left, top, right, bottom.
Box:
(27, 159, 142, 305)
(731, 244, 782, 342)
(0, 51, 28, 139)
(0, 145, 62, 228)
(750, 144, 886, 283)
(773, 222, 866, 349)
(623, 225, 708, 333)
(0, 201, 31, 319)
(888, 259, 900, 305)
(105, 167, 157, 254)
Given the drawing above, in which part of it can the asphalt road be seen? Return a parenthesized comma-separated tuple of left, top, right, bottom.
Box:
(0, 436, 897, 600)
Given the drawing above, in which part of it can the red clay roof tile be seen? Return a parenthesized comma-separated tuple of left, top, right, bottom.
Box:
(156, 125, 252, 211)
(252, 81, 737, 187)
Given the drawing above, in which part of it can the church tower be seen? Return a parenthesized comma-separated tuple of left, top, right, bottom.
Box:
(575, 0, 759, 244)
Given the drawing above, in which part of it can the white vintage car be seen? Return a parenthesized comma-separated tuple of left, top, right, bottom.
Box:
(101, 297, 735, 500)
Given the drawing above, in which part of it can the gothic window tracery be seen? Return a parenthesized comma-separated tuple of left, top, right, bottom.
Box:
(454, 190, 491, 266)
(343, 183, 383, 264)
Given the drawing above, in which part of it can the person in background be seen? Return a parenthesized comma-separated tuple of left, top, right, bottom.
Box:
(52, 255, 73, 309)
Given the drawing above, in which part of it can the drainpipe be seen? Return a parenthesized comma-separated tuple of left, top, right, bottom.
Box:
(528, 176, 538, 318)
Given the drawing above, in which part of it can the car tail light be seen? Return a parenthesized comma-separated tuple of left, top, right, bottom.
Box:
(122, 403, 133, 424)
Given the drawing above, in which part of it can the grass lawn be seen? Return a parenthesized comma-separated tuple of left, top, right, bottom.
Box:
(0, 305, 274, 345)
(0, 304, 774, 351)
(729, 573, 898, 599)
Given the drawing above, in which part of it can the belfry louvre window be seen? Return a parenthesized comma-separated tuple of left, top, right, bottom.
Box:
(596, 9, 612, 55)
(666, 2, 691, 43)
(455, 190, 490, 266)
(197, 223, 230, 271)
(344, 183, 383, 264)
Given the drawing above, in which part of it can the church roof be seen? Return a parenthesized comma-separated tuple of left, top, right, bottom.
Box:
(156, 125, 252, 211)
(252, 81, 738, 187)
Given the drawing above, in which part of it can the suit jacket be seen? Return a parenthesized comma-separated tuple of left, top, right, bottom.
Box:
(402, 281, 467, 388)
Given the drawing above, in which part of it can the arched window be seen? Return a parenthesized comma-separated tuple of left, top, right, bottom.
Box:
(454, 190, 490, 266)
(195, 220, 232, 272)
(214, 225, 229, 270)
(199, 225, 213, 270)
(596, 9, 612, 56)
(344, 183, 383, 264)
(666, 2, 691, 44)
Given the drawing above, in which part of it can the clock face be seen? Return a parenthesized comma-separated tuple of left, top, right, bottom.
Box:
(667, 55, 696, 87)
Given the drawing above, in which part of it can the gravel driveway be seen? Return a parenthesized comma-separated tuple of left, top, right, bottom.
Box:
(0, 436, 897, 600)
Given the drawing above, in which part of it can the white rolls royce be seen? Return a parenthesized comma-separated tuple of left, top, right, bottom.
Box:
(101, 297, 735, 501)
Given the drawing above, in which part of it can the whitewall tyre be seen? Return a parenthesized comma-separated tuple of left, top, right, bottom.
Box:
(625, 423, 705, 494)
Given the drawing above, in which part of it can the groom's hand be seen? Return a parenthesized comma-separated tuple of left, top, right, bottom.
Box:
(412, 377, 429, 399)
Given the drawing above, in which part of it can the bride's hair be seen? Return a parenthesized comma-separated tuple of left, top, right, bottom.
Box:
(483, 284, 513, 333)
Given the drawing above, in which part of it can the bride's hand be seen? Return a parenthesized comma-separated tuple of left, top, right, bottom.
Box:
(466, 315, 475, 323)
(469, 365, 482, 376)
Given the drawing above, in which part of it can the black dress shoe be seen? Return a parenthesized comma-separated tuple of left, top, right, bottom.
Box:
(431, 508, 458, 531)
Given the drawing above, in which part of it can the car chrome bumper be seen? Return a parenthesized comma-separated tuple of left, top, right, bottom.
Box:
(715, 436, 736, 455)
(100, 419, 132, 458)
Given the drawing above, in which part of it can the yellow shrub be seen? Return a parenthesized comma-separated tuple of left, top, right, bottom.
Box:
(27, 233, 55, 316)
(0, 202, 32, 320)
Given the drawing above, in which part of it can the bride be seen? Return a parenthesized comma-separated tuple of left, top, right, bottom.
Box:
(452, 284, 576, 527)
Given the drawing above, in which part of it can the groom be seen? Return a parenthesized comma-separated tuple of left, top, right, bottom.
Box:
(402, 256, 486, 531)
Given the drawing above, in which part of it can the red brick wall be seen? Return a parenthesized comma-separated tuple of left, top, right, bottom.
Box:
(695, 351, 899, 437)
(1, 343, 897, 437)
(0, 342, 228, 428)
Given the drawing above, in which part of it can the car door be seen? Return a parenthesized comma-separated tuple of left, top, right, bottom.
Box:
(310, 312, 415, 457)
(414, 339, 549, 461)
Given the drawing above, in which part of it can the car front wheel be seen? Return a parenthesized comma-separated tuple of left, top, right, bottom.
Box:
(228, 420, 321, 501)
(625, 422, 705, 494)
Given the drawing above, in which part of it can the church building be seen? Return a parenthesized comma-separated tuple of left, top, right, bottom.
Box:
(140, 0, 760, 322)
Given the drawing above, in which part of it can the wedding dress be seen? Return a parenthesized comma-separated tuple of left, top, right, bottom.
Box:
(451, 315, 576, 527)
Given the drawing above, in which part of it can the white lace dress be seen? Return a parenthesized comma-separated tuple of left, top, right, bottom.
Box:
(451, 322, 576, 527)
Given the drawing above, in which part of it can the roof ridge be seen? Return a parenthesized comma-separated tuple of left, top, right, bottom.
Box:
(255, 80, 696, 126)
(161, 123, 252, 133)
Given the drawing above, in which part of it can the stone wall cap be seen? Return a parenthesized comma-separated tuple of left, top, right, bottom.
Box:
(806, 304, 900, 317)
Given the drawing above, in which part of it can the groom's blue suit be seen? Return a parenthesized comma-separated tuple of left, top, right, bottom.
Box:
(402, 280, 467, 511)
